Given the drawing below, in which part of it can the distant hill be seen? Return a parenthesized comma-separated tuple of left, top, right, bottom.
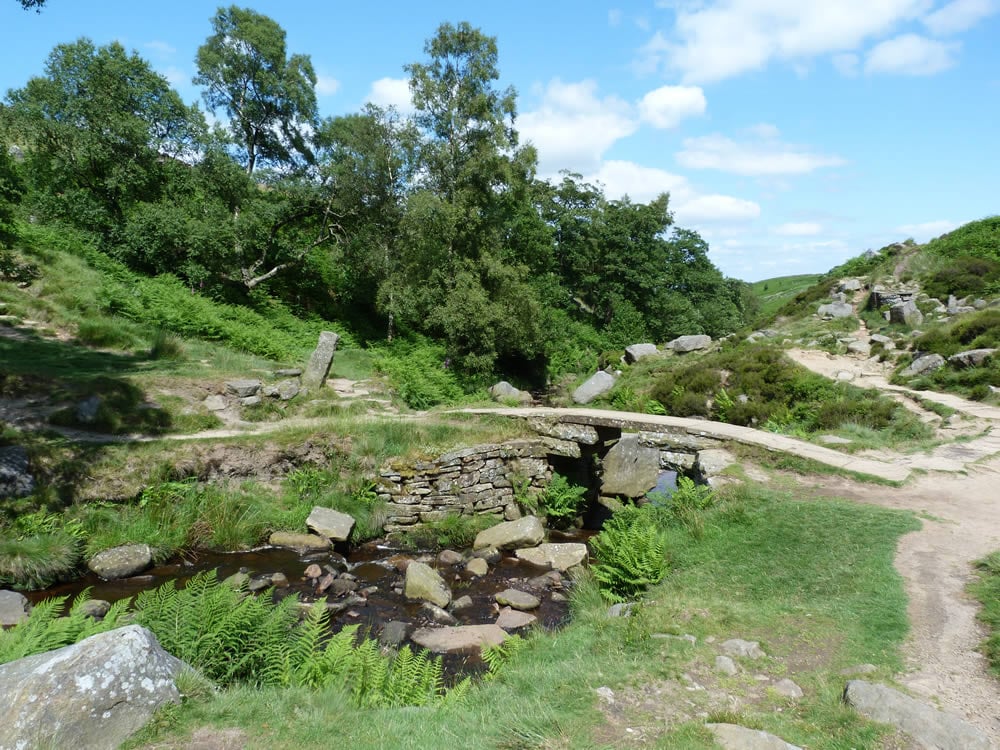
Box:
(750, 274, 823, 319)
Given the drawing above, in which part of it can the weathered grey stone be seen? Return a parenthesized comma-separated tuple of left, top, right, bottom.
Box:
(900, 353, 946, 377)
(274, 368, 303, 378)
(225, 379, 262, 398)
(0, 625, 185, 750)
(438, 549, 465, 566)
(572, 371, 616, 404)
(669, 334, 712, 353)
(306, 506, 356, 542)
(0, 590, 30, 626)
(839, 279, 863, 292)
(601, 433, 660, 498)
(847, 340, 871, 356)
(379, 620, 410, 648)
(268, 531, 331, 552)
(706, 723, 802, 750)
(715, 655, 738, 675)
(488, 381, 533, 406)
(607, 602, 634, 617)
(527, 418, 600, 445)
(302, 331, 339, 391)
(870, 333, 896, 349)
(624, 343, 660, 363)
(274, 378, 300, 400)
(948, 348, 996, 368)
(473, 516, 544, 551)
(404, 561, 452, 608)
(843, 680, 991, 750)
(203, 394, 228, 411)
(496, 606, 537, 630)
(79, 599, 111, 619)
(696, 448, 737, 485)
(422, 602, 458, 625)
(466, 557, 489, 577)
(0, 446, 34, 499)
(410, 624, 508, 654)
(514, 543, 588, 571)
(773, 678, 804, 699)
(76, 395, 103, 424)
(239, 395, 261, 407)
(449, 595, 473, 613)
(87, 544, 152, 580)
(817, 301, 854, 319)
(495, 588, 540, 611)
(721, 639, 766, 659)
(889, 299, 924, 327)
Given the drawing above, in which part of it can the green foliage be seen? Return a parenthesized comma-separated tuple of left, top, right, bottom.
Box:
(0, 591, 130, 665)
(0, 532, 81, 589)
(536, 473, 587, 528)
(401, 513, 499, 550)
(913, 309, 1000, 358)
(0, 143, 24, 250)
(590, 505, 669, 602)
(922, 255, 1000, 301)
(373, 340, 464, 409)
(149, 329, 185, 360)
(926, 216, 1000, 263)
(482, 634, 527, 679)
(648, 476, 716, 537)
(970, 551, 1000, 674)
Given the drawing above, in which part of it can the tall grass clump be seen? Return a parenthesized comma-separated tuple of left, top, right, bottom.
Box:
(0, 511, 85, 590)
(970, 551, 1000, 673)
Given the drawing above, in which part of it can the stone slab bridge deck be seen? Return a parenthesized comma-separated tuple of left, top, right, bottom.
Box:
(458, 407, 911, 484)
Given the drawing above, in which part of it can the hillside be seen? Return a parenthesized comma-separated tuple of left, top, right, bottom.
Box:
(750, 273, 823, 319)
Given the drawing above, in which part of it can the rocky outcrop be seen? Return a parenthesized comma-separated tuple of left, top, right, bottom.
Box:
(0, 445, 34, 499)
(817, 301, 853, 319)
(900, 353, 946, 378)
(404, 561, 452, 608)
(572, 371, 616, 404)
(624, 343, 659, 363)
(0, 625, 186, 750)
(87, 544, 152, 580)
(600, 434, 660, 498)
(489, 381, 533, 406)
(948, 348, 996, 368)
(668, 334, 712, 353)
(302, 331, 339, 392)
(889, 299, 923, 327)
(306, 506, 356, 542)
(514, 543, 588, 571)
(410, 624, 508, 654)
(0, 589, 30, 626)
(843, 680, 991, 750)
(721, 639, 766, 659)
(869, 333, 896, 350)
(473, 516, 545, 551)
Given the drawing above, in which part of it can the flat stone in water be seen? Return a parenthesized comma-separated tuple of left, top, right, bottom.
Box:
(410, 624, 508, 654)
(495, 588, 540, 611)
(496, 607, 537, 631)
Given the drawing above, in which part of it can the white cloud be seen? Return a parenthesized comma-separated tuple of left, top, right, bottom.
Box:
(365, 77, 415, 115)
(923, 0, 998, 34)
(865, 33, 958, 74)
(144, 40, 176, 59)
(832, 52, 860, 76)
(316, 75, 341, 96)
(896, 219, 958, 240)
(519, 79, 637, 174)
(774, 221, 823, 235)
(676, 194, 761, 223)
(160, 66, 187, 90)
(638, 85, 707, 128)
(676, 133, 846, 176)
(637, 0, 934, 83)
(608, 8, 623, 26)
(745, 123, 780, 139)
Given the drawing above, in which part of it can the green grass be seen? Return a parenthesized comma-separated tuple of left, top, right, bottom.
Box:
(0, 532, 81, 589)
(751, 274, 823, 319)
(969, 551, 1000, 674)
(128, 484, 919, 749)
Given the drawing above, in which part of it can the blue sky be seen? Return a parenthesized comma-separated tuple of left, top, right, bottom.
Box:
(2, 0, 998, 281)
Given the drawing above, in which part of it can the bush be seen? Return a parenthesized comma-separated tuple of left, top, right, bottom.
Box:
(373, 340, 464, 409)
(648, 476, 716, 537)
(926, 216, 1000, 264)
(590, 505, 669, 602)
(922, 255, 1000, 301)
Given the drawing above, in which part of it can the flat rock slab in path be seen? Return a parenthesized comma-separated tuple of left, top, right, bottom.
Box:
(410, 624, 508, 654)
(843, 680, 992, 750)
(706, 723, 802, 749)
(495, 606, 537, 630)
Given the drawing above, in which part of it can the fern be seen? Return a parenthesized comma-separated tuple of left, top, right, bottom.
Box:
(590, 507, 669, 602)
(482, 634, 527, 680)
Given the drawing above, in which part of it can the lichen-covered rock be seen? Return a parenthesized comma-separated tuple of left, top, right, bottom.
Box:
(302, 331, 339, 391)
(268, 531, 331, 552)
(624, 343, 659, 363)
(527, 418, 600, 445)
(404, 561, 452, 608)
(473, 516, 545, 551)
(410, 624, 508, 654)
(515, 543, 588, 571)
(0, 589, 30, 626)
(466, 557, 489, 576)
(706, 723, 802, 749)
(572, 371, 616, 404)
(817, 301, 854, 319)
(87, 544, 152, 580)
(495, 588, 540, 611)
(721, 638, 766, 659)
(889, 299, 924, 327)
(225, 379, 262, 398)
(900, 353, 946, 377)
(306, 506, 355, 542)
(0, 445, 34, 500)
(0, 625, 186, 750)
(948, 348, 996, 368)
(668, 334, 712, 353)
(488, 381, 533, 405)
(601, 434, 660, 498)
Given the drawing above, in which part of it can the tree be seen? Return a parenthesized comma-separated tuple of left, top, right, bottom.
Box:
(4, 38, 203, 237)
(195, 6, 317, 175)
(17, 0, 46, 11)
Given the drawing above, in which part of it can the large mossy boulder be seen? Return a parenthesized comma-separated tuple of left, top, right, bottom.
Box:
(403, 561, 452, 608)
(473, 516, 544, 551)
(87, 544, 152, 580)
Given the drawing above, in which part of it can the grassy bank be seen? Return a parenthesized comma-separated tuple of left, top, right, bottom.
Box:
(970, 551, 1000, 674)
(123, 485, 918, 749)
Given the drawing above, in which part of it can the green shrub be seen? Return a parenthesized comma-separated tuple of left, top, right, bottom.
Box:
(648, 476, 716, 537)
(75, 317, 142, 350)
(149, 328, 185, 359)
(590, 505, 669, 602)
(401, 513, 500, 550)
(926, 216, 1000, 264)
(922, 255, 1000, 301)
(373, 340, 464, 409)
(0, 532, 82, 590)
(970, 551, 1000, 674)
(537, 473, 587, 528)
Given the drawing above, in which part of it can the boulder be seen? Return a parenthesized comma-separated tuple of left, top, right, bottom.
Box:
(601, 434, 660, 498)
(668, 334, 712, 353)
(705, 723, 802, 750)
(79, 599, 111, 619)
(696, 448, 737, 486)
(404, 561, 452, 608)
(624, 343, 659, 364)
(773, 678, 804, 699)
(488, 381, 533, 406)
(0, 625, 186, 750)
(466, 557, 489, 577)
(839, 279, 864, 292)
(438, 549, 465, 566)
(421, 602, 457, 625)
(0, 589, 31, 626)
(847, 340, 871, 356)
(715, 655, 738, 676)
(0, 445, 34, 499)
(572, 371, 616, 404)
(515, 543, 588, 571)
(263, 379, 300, 401)
(225, 379, 262, 398)
(302, 331, 339, 391)
(87, 544, 152, 580)
(203, 394, 228, 411)
(379, 620, 410, 648)
(410, 624, 508, 654)
(449, 595, 473, 613)
(268, 531, 331, 552)
(817, 302, 854, 319)
(473, 516, 545, 551)
(869, 333, 896, 350)
(306, 506, 356, 542)
(900, 353, 946, 378)
(843, 680, 991, 750)
(526, 418, 600, 445)
(495, 588, 541, 611)
(721, 639, 766, 659)
(76, 395, 103, 424)
(889, 300, 924, 327)
(948, 348, 996, 368)
(496, 607, 537, 630)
